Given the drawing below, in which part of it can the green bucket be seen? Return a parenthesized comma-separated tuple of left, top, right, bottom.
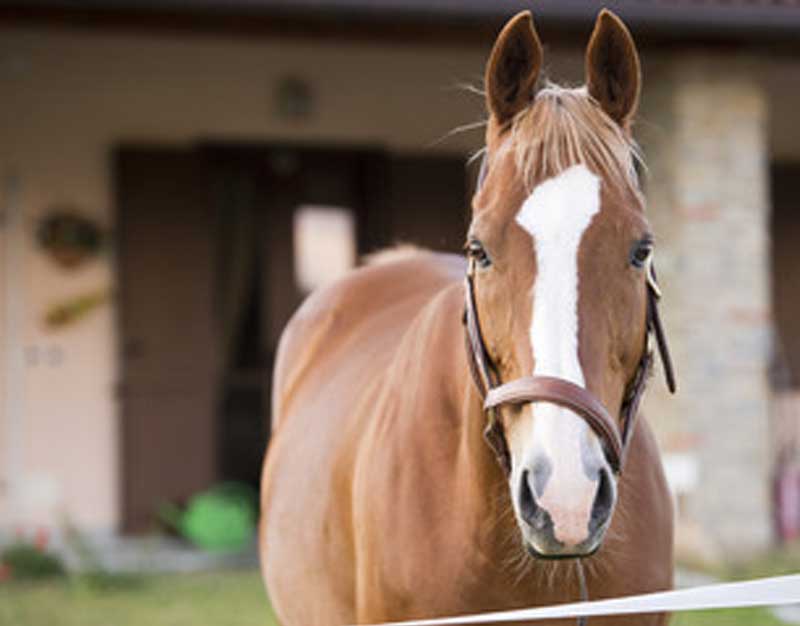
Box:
(161, 482, 257, 552)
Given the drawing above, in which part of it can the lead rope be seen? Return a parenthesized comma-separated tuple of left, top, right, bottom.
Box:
(576, 559, 589, 626)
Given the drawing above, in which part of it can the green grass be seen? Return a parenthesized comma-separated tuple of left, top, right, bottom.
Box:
(0, 570, 278, 626)
(672, 606, 789, 626)
(0, 566, 794, 626)
(721, 544, 800, 582)
(670, 544, 800, 626)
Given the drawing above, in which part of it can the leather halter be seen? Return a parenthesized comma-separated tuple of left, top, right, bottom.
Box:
(463, 255, 676, 475)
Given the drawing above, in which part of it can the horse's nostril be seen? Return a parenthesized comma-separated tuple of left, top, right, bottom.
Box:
(518, 469, 548, 530)
(518, 469, 537, 522)
(518, 470, 555, 539)
(516, 457, 552, 527)
(589, 466, 616, 533)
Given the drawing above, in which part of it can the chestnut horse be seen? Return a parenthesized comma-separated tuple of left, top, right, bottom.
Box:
(261, 9, 674, 626)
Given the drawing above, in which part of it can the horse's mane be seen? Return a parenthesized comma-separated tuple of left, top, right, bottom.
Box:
(363, 244, 423, 266)
(510, 83, 643, 197)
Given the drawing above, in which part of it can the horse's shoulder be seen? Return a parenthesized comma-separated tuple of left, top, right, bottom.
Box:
(271, 249, 463, 428)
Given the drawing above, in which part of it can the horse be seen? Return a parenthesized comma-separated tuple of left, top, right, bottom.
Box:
(260, 9, 675, 625)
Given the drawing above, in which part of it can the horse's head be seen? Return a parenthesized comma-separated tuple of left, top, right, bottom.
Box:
(469, 10, 653, 558)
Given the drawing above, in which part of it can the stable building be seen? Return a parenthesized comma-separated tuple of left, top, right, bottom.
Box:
(0, 1, 799, 562)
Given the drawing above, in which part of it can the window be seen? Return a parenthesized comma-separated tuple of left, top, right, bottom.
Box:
(293, 205, 356, 293)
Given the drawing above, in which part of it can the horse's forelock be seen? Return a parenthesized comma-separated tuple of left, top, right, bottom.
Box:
(508, 84, 643, 200)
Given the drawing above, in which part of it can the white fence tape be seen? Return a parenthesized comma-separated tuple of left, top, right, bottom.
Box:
(354, 574, 800, 626)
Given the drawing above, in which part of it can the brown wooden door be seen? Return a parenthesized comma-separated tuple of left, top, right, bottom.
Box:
(116, 148, 220, 533)
(114, 144, 467, 532)
(772, 164, 800, 389)
(207, 144, 391, 486)
(386, 154, 469, 253)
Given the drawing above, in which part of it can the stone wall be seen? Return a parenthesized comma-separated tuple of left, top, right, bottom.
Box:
(639, 55, 773, 561)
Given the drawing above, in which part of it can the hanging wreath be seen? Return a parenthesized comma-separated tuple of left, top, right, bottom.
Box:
(37, 210, 104, 269)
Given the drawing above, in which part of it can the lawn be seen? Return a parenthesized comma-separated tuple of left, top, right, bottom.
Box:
(0, 570, 278, 626)
(0, 569, 792, 626)
(671, 607, 788, 626)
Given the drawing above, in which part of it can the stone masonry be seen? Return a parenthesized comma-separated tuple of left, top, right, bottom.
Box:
(639, 55, 773, 560)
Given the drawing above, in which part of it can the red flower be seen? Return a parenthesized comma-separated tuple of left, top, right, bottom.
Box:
(0, 563, 12, 582)
(34, 528, 49, 552)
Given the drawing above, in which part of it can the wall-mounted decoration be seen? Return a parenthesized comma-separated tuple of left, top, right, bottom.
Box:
(44, 288, 109, 330)
(37, 210, 105, 269)
(275, 76, 314, 121)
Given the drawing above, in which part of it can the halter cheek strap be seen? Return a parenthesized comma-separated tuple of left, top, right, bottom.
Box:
(463, 257, 676, 475)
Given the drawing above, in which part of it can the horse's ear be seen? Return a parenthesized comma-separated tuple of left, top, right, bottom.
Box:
(585, 9, 641, 129)
(485, 11, 543, 127)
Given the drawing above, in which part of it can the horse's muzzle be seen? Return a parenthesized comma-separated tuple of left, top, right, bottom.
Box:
(516, 464, 616, 558)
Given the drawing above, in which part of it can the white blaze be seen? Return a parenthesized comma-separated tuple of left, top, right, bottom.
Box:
(513, 164, 605, 546)
(515, 164, 600, 385)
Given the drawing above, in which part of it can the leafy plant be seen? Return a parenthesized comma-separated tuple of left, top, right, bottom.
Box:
(0, 542, 65, 581)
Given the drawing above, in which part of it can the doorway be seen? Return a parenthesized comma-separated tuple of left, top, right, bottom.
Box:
(115, 142, 467, 532)
(770, 163, 800, 542)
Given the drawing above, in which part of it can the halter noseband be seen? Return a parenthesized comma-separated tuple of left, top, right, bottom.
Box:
(463, 255, 676, 475)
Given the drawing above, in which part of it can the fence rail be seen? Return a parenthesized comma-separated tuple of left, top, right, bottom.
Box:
(351, 574, 800, 626)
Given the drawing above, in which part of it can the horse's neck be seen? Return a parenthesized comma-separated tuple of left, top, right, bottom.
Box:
(401, 281, 509, 517)
(391, 284, 548, 591)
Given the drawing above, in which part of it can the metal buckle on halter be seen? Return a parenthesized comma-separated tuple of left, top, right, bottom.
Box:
(644, 255, 677, 394)
(484, 408, 512, 475)
(645, 254, 661, 299)
(466, 255, 478, 279)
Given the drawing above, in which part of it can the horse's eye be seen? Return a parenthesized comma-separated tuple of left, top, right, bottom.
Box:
(630, 240, 653, 269)
(466, 239, 492, 269)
